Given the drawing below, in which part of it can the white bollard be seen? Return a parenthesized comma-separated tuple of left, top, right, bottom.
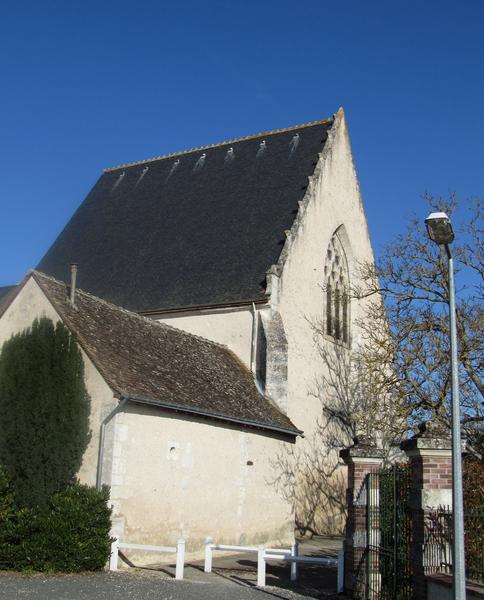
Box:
(175, 538, 185, 580)
(109, 537, 119, 571)
(337, 547, 344, 593)
(257, 546, 266, 587)
(204, 537, 213, 573)
(290, 541, 299, 581)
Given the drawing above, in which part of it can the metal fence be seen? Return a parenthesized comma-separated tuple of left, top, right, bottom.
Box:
(353, 465, 413, 600)
(351, 462, 484, 599)
(424, 507, 483, 584)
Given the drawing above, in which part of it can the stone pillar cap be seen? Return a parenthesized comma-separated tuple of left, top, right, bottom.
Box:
(340, 435, 386, 463)
(400, 420, 451, 453)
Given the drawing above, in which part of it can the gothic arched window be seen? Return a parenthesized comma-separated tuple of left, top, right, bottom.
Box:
(324, 230, 350, 344)
(255, 314, 267, 390)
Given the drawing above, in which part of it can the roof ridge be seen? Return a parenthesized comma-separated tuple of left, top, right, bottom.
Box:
(103, 117, 333, 173)
(31, 270, 229, 351)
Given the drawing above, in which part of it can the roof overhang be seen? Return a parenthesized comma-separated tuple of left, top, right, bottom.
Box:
(119, 393, 303, 440)
(138, 297, 269, 318)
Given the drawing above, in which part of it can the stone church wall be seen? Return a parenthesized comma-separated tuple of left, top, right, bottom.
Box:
(273, 109, 377, 534)
(148, 110, 380, 538)
(109, 404, 295, 560)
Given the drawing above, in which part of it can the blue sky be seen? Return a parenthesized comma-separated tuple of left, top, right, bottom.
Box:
(1, 0, 483, 287)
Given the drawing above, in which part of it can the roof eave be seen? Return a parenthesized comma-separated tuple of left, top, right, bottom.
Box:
(138, 297, 269, 317)
(118, 393, 303, 439)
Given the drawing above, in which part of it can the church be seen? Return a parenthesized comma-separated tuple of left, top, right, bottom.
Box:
(0, 108, 376, 557)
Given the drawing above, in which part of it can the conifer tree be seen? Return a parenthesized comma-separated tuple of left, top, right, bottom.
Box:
(0, 318, 91, 507)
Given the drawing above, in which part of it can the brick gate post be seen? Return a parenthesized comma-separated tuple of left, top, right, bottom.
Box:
(401, 422, 452, 600)
(340, 436, 385, 596)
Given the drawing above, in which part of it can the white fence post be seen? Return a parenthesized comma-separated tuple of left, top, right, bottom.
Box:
(257, 546, 266, 587)
(204, 537, 213, 573)
(337, 547, 344, 593)
(290, 541, 299, 581)
(109, 537, 119, 571)
(175, 538, 185, 580)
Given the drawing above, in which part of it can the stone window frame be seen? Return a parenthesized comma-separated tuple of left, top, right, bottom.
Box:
(255, 313, 267, 391)
(324, 228, 351, 347)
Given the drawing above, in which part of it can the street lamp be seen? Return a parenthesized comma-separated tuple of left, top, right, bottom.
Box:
(425, 212, 466, 600)
(425, 212, 455, 244)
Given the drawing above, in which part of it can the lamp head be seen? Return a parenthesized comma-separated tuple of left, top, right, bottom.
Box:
(425, 212, 455, 245)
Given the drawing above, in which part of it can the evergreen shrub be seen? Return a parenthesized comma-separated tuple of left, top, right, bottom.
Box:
(0, 318, 91, 507)
(0, 481, 112, 572)
(0, 319, 112, 572)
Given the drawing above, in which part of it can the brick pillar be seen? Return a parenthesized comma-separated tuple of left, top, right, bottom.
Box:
(401, 422, 452, 600)
(340, 437, 385, 596)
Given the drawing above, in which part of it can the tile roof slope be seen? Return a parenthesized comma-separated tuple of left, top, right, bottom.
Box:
(32, 271, 301, 437)
(0, 285, 17, 307)
(37, 119, 333, 312)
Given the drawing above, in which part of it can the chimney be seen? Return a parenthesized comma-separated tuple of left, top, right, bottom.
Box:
(69, 263, 78, 306)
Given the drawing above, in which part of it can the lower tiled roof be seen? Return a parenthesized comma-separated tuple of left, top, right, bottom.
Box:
(31, 271, 301, 437)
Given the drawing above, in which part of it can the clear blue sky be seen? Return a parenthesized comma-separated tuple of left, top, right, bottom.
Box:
(1, 0, 483, 287)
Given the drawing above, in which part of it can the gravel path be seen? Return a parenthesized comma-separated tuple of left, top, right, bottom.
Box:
(0, 536, 345, 600)
(0, 570, 326, 600)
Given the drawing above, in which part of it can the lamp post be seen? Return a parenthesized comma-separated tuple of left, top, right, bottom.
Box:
(424, 212, 466, 600)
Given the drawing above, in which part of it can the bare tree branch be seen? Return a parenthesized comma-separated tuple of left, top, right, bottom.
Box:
(354, 194, 483, 459)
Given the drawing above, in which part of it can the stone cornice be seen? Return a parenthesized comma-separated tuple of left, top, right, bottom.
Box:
(403, 447, 452, 458)
(400, 435, 451, 456)
(340, 444, 385, 464)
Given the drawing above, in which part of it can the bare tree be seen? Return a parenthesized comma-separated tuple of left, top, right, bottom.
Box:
(354, 194, 483, 459)
(270, 317, 404, 537)
(271, 195, 482, 537)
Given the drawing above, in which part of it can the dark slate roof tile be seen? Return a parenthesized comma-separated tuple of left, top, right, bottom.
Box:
(0, 285, 17, 308)
(37, 119, 332, 312)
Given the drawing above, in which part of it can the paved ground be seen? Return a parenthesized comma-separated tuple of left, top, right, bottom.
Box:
(0, 536, 346, 600)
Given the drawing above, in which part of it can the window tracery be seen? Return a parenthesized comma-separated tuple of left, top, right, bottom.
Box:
(324, 231, 350, 344)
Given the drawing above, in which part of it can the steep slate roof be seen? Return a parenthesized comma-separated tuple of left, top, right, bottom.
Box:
(37, 119, 333, 312)
(0, 286, 16, 305)
(30, 271, 300, 437)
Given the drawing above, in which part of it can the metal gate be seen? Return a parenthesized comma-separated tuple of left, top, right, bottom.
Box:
(354, 465, 412, 599)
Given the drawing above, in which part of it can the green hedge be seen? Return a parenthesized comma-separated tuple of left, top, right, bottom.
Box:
(464, 458, 484, 510)
(0, 473, 112, 572)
